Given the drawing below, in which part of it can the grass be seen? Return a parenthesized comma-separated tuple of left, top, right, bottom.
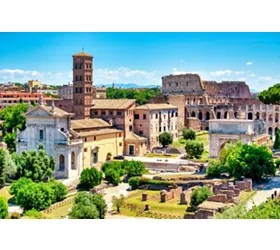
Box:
(144, 153, 178, 158)
(123, 190, 187, 216)
(43, 202, 73, 219)
(0, 186, 12, 200)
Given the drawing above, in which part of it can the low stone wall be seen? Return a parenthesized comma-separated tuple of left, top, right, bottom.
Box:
(43, 196, 74, 214)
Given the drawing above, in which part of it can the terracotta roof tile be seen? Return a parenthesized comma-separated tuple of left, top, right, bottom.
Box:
(71, 119, 110, 130)
(135, 103, 178, 110)
(125, 132, 147, 141)
(91, 99, 136, 110)
(73, 52, 93, 58)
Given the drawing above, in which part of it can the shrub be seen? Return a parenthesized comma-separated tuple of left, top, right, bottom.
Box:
(16, 182, 54, 211)
(69, 192, 107, 219)
(128, 177, 140, 190)
(182, 128, 196, 140)
(206, 161, 225, 178)
(24, 209, 47, 219)
(276, 158, 280, 168)
(9, 212, 21, 219)
(101, 161, 126, 176)
(138, 177, 173, 186)
(0, 196, 8, 219)
(105, 168, 120, 186)
(190, 186, 212, 211)
(125, 160, 146, 177)
(159, 132, 173, 147)
(274, 130, 280, 149)
(80, 168, 102, 190)
(9, 177, 33, 196)
(185, 140, 204, 159)
(49, 180, 68, 202)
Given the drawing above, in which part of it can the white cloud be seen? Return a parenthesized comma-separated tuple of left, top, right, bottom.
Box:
(258, 76, 272, 81)
(0, 68, 65, 84)
(210, 70, 232, 76)
(247, 62, 253, 65)
(238, 78, 247, 81)
(95, 67, 157, 85)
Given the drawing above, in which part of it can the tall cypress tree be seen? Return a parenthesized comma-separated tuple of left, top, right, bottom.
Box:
(274, 130, 280, 149)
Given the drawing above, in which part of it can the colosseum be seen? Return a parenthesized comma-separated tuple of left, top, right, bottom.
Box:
(149, 73, 279, 137)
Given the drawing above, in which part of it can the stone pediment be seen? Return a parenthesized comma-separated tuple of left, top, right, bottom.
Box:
(25, 106, 53, 117)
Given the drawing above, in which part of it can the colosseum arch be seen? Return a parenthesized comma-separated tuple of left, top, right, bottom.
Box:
(255, 112, 260, 120)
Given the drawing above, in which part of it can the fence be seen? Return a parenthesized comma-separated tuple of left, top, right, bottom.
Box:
(43, 196, 74, 214)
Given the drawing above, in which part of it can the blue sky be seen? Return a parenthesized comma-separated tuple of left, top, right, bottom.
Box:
(1, 32, 280, 91)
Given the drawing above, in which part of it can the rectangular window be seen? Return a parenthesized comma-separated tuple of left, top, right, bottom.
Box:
(117, 111, 122, 116)
(119, 142, 122, 147)
(101, 111, 106, 115)
(110, 111, 114, 115)
(134, 114, 139, 119)
(94, 111, 98, 115)
(39, 130, 43, 140)
(94, 136, 96, 141)
(84, 148, 88, 152)
(143, 114, 146, 120)
(159, 127, 162, 132)
(155, 113, 158, 119)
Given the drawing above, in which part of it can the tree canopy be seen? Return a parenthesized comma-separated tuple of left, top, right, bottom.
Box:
(159, 132, 173, 147)
(107, 87, 161, 105)
(0, 103, 28, 152)
(258, 83, 280, 105)
(0, 148, 17, 185)
(182, 128, 196, 140)
(79, 168, 102, 190)
(69, 192, 107, 219)
(206, 142, 276, 182)
(12, 144, 56, 182)
(185, 140, 204, 159)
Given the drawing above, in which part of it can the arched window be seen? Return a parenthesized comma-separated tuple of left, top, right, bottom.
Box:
(75, 75, 78, 81)
(234, 112, 238, 118)
(269, 127, 273, 135)
(206, 112, 210, 120)
(71, 152, 76, 169)
(59, 155, 65, 171)
(191, 111, 196, 117)
(217, 112, 221, 119)
(248, 112, 253, 120)
(255, 112, 260, 120)
(198, 111, 203, 120)
(80, 75, 83, 81)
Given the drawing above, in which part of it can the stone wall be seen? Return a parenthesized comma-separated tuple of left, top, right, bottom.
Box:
(186, 117, 201, 131)
(160, 186, 182, 202)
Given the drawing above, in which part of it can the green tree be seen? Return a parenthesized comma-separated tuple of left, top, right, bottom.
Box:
(185, 140, 204, 159)
(182, 128, 196, 140)
(258, 83, 280, 105)
(10, 177, 33, 197)
(3, 132, 17, 152)
(125, 160, 146, 177)
(105, 168, 120, 186)
(226, 144, 276, 182)
(274, 130, 280, 149)
(128, 177, 140, 190)
(0, 148, 17, 185)
(69, 192, 107, 219)
(159, 132, 173, 147)
(80, 168, 102, 190)
(0, 103, 28, 152)
(15, 182, 55, 211)
(0, 196, 8, 219)
(206, 160, 224, 178)
(112, 194, 125, 213)
(12, 144, 55, 182)
(48, 180, 68, 202)
(190, 186, 212, 211)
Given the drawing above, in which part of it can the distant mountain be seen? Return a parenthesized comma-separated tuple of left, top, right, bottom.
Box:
(96, 83, 160, 89)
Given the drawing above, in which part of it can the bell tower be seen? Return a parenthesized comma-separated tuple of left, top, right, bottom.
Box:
(72, 51, 94, 119)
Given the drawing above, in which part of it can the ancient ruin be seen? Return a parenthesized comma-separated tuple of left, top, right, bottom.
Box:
(150, 73, 280, 137)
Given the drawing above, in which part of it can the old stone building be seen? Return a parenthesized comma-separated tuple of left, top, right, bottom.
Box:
(134, 103, 178, 149)
(151, 73, 280, 137)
